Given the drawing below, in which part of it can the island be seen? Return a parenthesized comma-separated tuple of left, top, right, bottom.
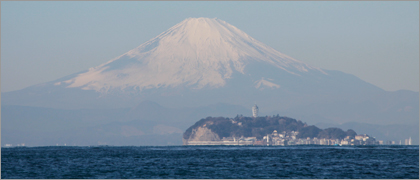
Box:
(183, 115, 377, 146)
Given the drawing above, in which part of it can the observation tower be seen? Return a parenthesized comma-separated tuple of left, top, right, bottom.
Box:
(252, 104, 259, 118)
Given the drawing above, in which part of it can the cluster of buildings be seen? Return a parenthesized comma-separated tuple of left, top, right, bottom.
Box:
(186, 130, 378, 146)
(187, 130, 413, 146)
(380, 137, 413, 145)
(261, 130, 378, 146)
(4, 143, 25, 147)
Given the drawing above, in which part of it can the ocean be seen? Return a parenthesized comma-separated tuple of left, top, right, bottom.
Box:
(2, 145, 418, 179)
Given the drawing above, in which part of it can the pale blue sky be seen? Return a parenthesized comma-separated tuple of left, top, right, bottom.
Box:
(1, 1, 419, 92)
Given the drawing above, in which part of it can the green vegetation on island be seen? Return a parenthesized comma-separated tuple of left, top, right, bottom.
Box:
(183, 115, 357, 141)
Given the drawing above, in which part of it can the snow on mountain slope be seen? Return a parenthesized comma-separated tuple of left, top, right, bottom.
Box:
(254, 78, 280, 90)
(62, 17, 326, 93)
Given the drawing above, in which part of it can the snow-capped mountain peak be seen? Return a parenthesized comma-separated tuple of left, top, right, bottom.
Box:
(63, 17, 326, 93)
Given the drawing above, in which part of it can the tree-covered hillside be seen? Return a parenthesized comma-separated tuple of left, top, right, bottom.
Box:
(183, 115, 357, 140)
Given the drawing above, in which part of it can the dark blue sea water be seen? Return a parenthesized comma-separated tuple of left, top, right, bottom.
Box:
(2, 145, 418, 179)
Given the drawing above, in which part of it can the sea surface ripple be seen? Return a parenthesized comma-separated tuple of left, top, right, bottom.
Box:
(2, 145, 418, 179)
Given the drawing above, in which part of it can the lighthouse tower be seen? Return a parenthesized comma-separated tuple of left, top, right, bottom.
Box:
(252, 104, 259, 118)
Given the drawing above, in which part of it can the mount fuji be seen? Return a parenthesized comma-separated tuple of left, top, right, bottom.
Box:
(65, 17, 325, 93)
(2, 18, 418, 146)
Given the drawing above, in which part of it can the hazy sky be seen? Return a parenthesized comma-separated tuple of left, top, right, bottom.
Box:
(1, 1, 418, 92)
